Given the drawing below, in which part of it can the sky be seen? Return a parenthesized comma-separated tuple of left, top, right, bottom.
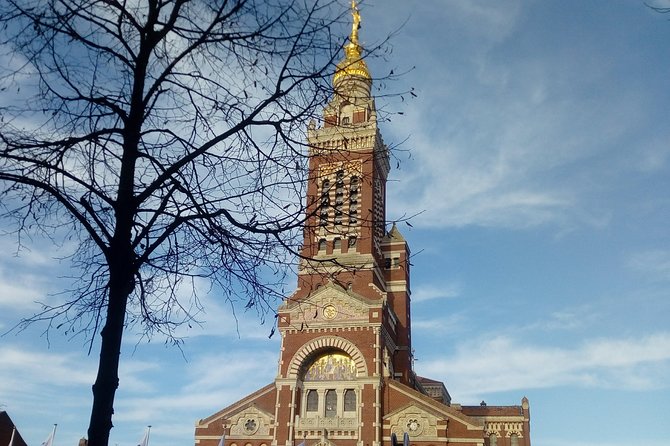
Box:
(1, 1, 670, 446)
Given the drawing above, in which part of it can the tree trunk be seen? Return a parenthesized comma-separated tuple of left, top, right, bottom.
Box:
(87, 261, 133, 446)
(87, 25, 146, 443)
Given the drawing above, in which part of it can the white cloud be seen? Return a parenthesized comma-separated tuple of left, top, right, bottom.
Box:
(0, 269, 45, 310)
(627, 250, 670, 282)
(412, 313, 467, 336)
(522, 306, 600, 332)
(382, 2, 666, 232)
(412, 283, 461, 303)
(443, 0, 523, 45)
(108, 348, 278, 446)
(416, 333, 670, 402)
(0, 346, 95, 395)
(121, 275, 281, 346)
(182, 349, 277, 394)
(0, 236, 81, 315)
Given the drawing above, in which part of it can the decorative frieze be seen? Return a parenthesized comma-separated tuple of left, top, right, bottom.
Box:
(484, 421, 523, 438)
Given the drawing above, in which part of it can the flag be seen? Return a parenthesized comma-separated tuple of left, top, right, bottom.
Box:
(217, 434, 225, 446)
(42, 425, 57, 446)
(138, 427, 151, 446)
(8, 427, 15, 446)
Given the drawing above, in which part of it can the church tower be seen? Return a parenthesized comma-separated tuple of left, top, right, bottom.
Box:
(195, 4, 531, 446)
(274, 3, 413, 445)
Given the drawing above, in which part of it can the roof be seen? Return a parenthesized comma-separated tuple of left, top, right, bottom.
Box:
(416, 375, 445, 385)
(0, 412, 28, 446)
(384, 223, 406, 243)
(460, 405, 524, 417)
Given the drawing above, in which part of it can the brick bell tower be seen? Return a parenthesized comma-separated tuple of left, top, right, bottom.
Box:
(273, 2, 413, 446)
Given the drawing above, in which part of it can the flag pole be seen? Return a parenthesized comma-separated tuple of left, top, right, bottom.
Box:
(42, 424, 57, 446)
(147, 426, 151, 446)
(8, 426, 16, 446)
(217, 424, 226, 446)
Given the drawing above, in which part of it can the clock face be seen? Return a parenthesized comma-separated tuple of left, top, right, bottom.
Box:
(323, 304, 338, 319)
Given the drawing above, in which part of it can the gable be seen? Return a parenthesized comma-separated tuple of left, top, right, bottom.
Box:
(196, 383, 275, 428)
(282, 282, 379, 328)
(384, 380, 484, 433)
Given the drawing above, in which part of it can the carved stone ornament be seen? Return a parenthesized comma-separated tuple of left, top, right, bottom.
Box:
(229, 406, 272, 437)
(388, 406, 438, 438)
(323, 304, 338, 320)
(406, 419, 420, 434)
(243, 419, 258, 435)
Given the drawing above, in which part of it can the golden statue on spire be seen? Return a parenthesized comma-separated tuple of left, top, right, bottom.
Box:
(333, 0, 371, 85)
(351, 0, 361, 45)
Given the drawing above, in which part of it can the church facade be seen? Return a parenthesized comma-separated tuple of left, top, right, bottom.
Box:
(195, 5, 531, 446)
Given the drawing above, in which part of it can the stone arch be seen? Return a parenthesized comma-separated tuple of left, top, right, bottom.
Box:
(287, 336, 368, 379)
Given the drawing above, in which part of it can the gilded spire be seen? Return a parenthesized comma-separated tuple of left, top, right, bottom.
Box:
(333, 0, 371, 85)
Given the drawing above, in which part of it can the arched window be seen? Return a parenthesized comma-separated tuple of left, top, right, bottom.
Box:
(348, 236, 357, 249)
(348, 204, 358, 224)
(510, 434, 519, 446)
(318, 239, 326, 251)
(489, 434, 497, 446)
(325, 390, 337, 417)
(306, 390, 318, 412)
(333, 238, 341, 250)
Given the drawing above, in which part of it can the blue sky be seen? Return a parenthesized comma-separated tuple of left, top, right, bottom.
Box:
(1, 1, 670, 446)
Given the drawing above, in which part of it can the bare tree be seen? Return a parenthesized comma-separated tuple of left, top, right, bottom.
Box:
(0, 1, 392, 445)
